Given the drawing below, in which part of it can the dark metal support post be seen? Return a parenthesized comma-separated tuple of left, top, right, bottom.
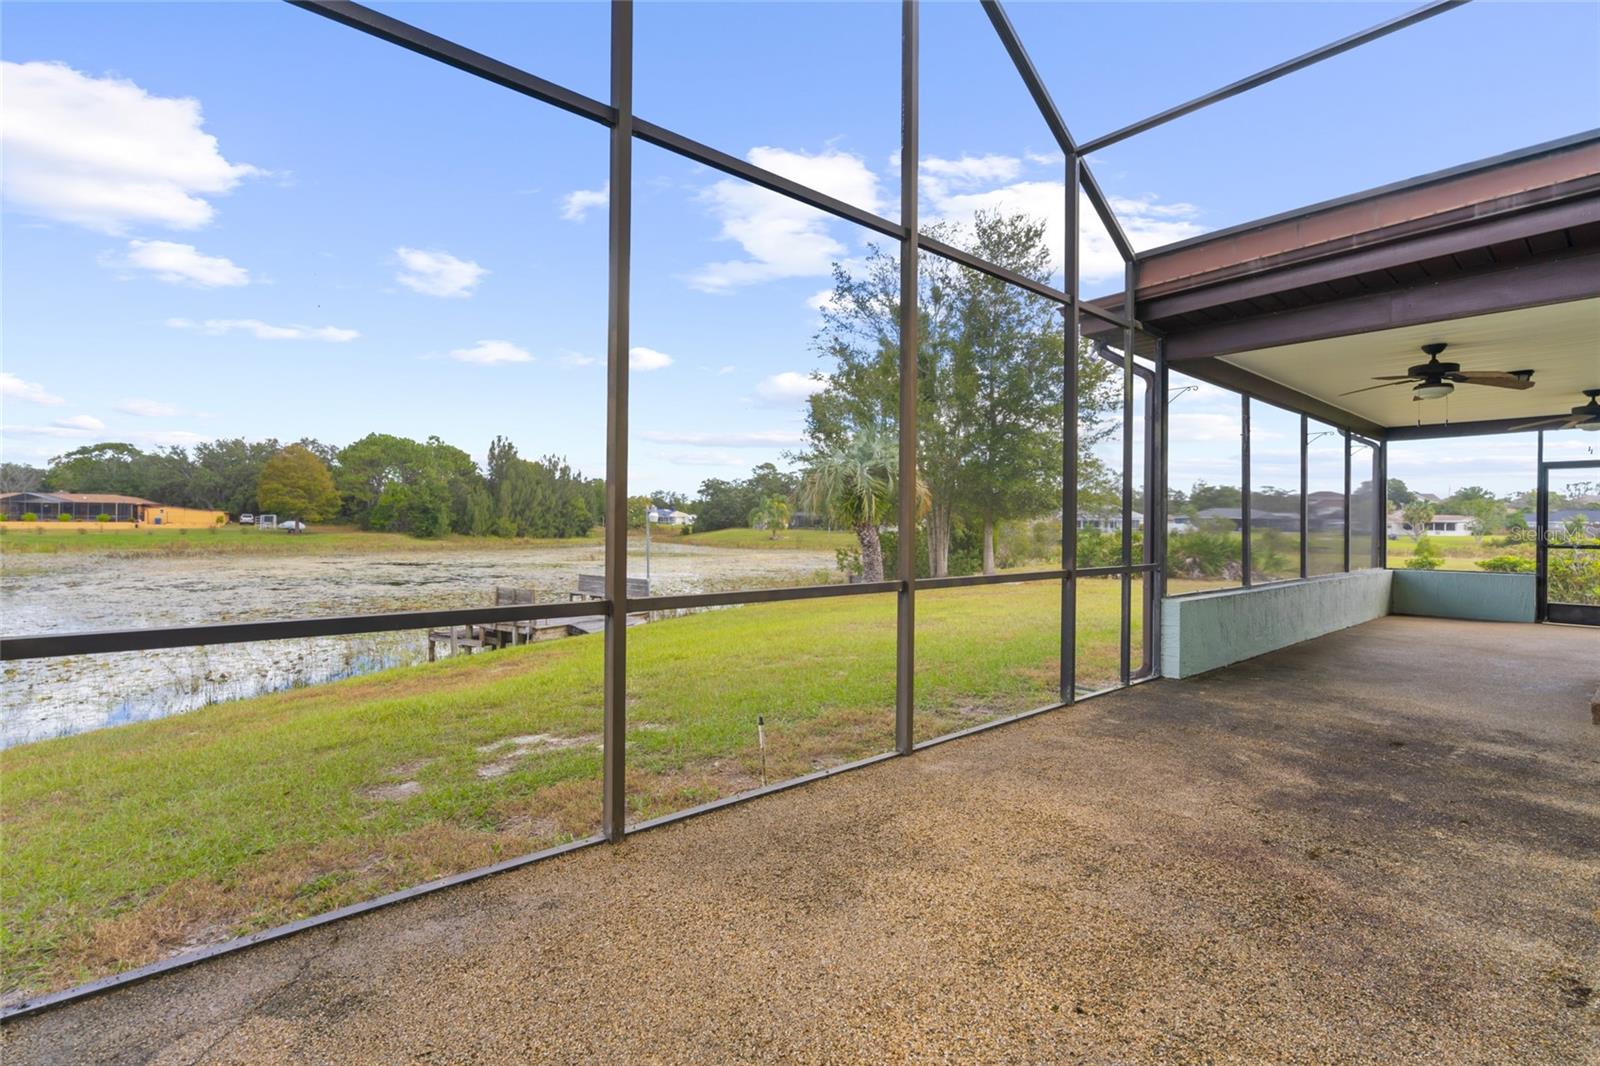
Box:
(601, 0, 633, 843)
(1299, 414, 1309, 578)
(1536, 431, 1547, 620)
(1141, 342, 1161, 677)
(895, 0, 919, 755)
(1119, 262, 1134, 685)
(1240, 395, 1252, 585)
(1343, 431, 1352, 572)
(1061, 154, 1080, 702)
(1373, 440, 1387, 569)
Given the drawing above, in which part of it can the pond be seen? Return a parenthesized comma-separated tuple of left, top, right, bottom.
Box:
(1, 540, 835, 747)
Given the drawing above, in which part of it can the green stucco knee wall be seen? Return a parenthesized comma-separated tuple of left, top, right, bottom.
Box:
(1160, 569, 1536, 678)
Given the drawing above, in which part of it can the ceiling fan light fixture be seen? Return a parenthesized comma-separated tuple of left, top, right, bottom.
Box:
(1413, 381, 1453, 400)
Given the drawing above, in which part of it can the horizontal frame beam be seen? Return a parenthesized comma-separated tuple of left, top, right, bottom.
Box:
(920, 235, 1070, 305)
(633, 118, 902, 241)
(633, 580, 898, 613)
(916, 568, 1065, 591)
(3, 563, 1169, 662)
(287, 0, 613, 124)
(0, 600, 612, 661)
(1077, 0, 1469, 156)
(1162, 248, 1600, 363)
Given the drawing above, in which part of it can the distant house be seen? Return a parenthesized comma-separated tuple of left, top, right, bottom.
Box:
(647, 506, 696, 527)
(1423, 513, 1474, 536)
(1194, 506, 1299, 532)
(1077, 510, 1142, 533)
(1524, 509, 1599, 537)
(0, 491, 155, 522)
(0, 492, 225, 527)
(1306, 491, 1345, 532)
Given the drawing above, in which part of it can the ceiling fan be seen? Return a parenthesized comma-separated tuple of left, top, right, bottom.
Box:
(1339, 342, 1535, 400)
(1509, 388, 1600, 433)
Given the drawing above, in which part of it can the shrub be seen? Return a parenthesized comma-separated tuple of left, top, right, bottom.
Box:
(95, 513, 112, 523)
(215, 514, 227, 525)
(56, 513, 72, 522)
(1549, 551, 1600, 604)
(1477, 555, 1535, 574)
(1166, 529, 1240, 578)
(20, 512, 37, 522)
(1404, 535, 1442, 570)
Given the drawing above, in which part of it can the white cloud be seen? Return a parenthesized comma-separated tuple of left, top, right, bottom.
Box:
(54, 414, 105, 431)
(807, 287, 847, 315)
(109, 239, 250, 287)
(639, 430, 805, 447)
(654, 449, 757, 468)
(688, 147, 882, 292)
(1167, 412, 1247, 443)
(394, 247, 487, 298)
(560, 352, 598, 367)
(115, 398, 180, 417)
(919, 154, 1023, 199)
(126, 429, 209, 448)
(756, 371, 828, 405)
(1, 60, 259, 234)
(629, 346, 674, 371)
(560, 182, 608, 222)
(168, 317, 358, 342)
(0, 372, 64, 406)
(717, 365, 737, 375)
(4, 423, 95, 439)
(449, 339, 533, 366)
(925, 178, 1203, 288)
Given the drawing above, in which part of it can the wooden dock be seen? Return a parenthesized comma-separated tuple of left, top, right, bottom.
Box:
(427, 576, 650, 660)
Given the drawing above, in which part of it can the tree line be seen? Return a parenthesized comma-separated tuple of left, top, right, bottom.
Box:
(4, 435, 603, 540)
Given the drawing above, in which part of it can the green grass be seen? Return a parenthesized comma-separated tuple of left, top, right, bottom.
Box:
(673, 526, 859, 551)
(1385, 535, 1532, 572)
(0, 523, 601, 557)
(0, 577, 1166, 997)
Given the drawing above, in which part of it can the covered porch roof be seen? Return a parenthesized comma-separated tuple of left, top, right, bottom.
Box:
(1089, 131, 1600, 438)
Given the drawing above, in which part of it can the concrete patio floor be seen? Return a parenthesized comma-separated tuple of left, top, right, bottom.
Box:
(7, 615, 1598, 1064)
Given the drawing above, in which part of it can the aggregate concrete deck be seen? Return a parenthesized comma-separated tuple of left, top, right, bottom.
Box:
(7, 616, 1598, 1064)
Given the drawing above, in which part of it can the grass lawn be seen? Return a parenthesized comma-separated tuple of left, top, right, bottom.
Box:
(672, 526, 859, 552)
(1385, 535, 1531, 572)
(0, 576, 1165, 998)
(0, 524, 601, 557)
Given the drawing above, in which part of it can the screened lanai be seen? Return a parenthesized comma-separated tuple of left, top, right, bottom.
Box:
(2, 1, 1596, 1056)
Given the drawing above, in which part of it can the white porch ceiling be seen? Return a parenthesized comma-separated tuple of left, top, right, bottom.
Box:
(1220, 298, 1600, 428)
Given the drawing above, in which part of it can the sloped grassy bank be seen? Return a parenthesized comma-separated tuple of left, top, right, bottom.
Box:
(1, 578, 1143, 998)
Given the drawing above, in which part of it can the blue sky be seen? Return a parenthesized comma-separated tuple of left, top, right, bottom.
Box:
(2, 1, 1596, 497)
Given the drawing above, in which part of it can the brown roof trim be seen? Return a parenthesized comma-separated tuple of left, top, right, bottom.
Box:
(1136, 131, 1600, 291)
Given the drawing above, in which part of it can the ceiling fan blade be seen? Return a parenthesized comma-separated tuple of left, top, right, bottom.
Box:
(1339, 380, 1414, 397)
(1506, 415, 1572, 431)
(1452, 371, 1535, 389)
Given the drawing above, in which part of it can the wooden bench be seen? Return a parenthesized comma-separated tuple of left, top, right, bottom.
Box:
(571, 574, 650, 601)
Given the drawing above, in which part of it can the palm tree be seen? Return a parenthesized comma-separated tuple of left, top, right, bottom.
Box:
(748, 495, 793, 540)
(799, 430, 925, 582)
